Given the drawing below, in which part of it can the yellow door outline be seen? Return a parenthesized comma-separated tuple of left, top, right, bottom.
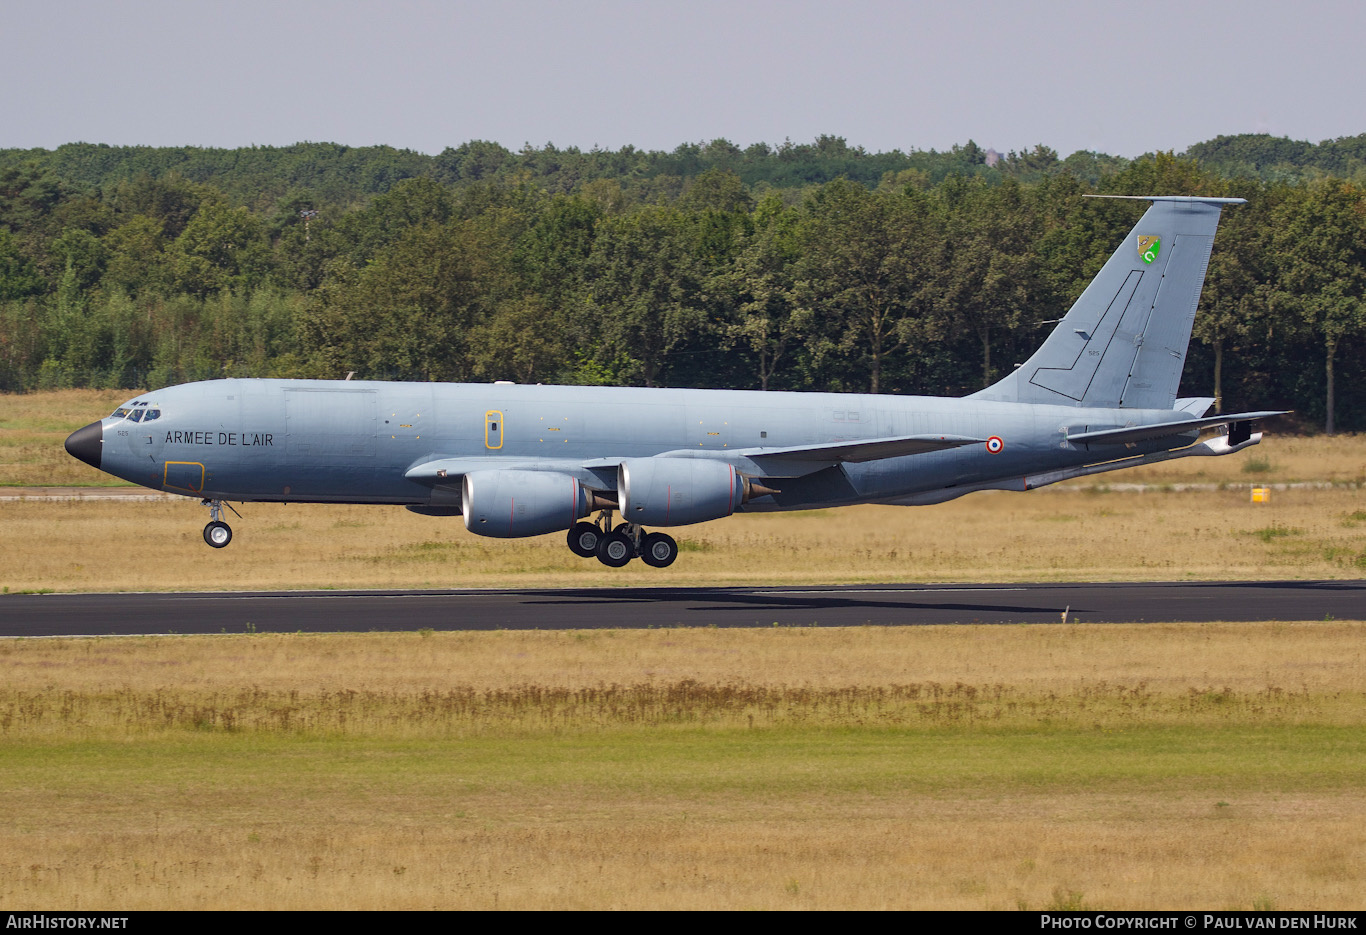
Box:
(163, 460, 205, 493)
(485, 410, 504, 450)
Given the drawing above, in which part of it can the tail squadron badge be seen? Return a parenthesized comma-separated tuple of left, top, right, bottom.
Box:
(1138, 234, 1161, 264)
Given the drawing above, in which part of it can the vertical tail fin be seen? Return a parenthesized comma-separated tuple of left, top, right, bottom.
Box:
(972, 196, 1244, 410)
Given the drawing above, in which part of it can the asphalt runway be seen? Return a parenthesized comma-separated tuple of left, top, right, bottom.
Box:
(1, 580, 1362, 637)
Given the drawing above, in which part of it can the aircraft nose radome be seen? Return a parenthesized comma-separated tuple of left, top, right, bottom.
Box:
(64, 421, 103, 469)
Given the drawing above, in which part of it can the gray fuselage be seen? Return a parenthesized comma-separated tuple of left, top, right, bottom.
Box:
(96, 378, 1192, 512)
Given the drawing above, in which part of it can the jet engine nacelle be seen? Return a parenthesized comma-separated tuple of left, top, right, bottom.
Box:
(462, 470, 593, 538)
(618, 458, 745, 527)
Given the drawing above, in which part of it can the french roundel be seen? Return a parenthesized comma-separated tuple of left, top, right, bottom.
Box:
(985, 435, 1004, 454)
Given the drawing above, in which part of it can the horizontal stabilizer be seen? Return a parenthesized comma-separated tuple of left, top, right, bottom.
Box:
(1175, 397, 1217, 416)
(1066, 410, 1289, 445)
(743, 433, 984, 465)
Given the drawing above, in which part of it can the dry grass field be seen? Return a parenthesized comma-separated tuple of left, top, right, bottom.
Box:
(2, 624, 1363, 910)
(0, 389, 133, 487)
(3, 486, 1364, 592)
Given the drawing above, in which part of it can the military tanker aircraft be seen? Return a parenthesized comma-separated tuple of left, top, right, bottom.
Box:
(65, 195, 1284, 568)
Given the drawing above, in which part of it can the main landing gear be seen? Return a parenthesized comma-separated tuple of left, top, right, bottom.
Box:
(201, 499, 242, 548)
(566, 511, 678, 568)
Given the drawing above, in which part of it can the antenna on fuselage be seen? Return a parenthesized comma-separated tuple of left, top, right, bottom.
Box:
(344, 372, 355, 381)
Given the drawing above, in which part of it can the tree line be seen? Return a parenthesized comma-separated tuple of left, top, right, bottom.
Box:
(1, 136, 1363, 432)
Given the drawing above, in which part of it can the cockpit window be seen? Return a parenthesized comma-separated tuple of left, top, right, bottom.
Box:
(110, 403, 159, 420)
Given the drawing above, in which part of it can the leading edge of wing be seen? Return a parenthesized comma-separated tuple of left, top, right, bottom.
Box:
(733, 433, 985, 469)
(1066, 410, 1290, 445)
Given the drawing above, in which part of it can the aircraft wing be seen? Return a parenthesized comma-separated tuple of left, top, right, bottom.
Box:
(404, 457, 572, 482)
(734, 433, 985, 474)
(740, 433, 985, 463)
(1066, 411, 1289, 446)
(406, 434, 985, 486)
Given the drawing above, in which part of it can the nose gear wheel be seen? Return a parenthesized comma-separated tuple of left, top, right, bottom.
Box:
(200, 499, 241, 549)
(204, 521, 232, 548)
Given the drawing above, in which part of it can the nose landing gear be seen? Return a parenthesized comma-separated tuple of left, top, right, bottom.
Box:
(201, 499, 241, 549)
(566, 511, 678, 568)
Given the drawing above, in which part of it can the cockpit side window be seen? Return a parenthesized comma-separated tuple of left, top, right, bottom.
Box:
(128, 409, 144, 422)
(144, 409, 160, 421)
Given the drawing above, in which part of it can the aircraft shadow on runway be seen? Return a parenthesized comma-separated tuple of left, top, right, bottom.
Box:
(519, 588, 1072, 620)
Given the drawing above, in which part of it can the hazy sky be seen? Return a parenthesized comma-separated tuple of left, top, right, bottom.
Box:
(6, 0, 1363, 158)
